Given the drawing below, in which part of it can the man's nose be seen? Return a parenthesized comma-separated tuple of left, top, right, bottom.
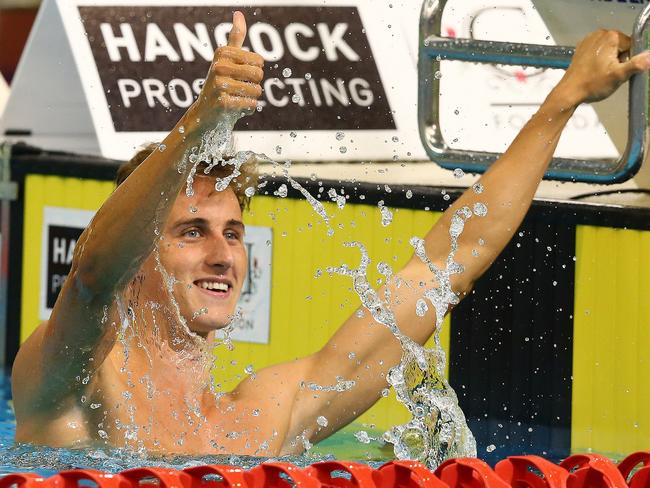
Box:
(205, 235, 234, 270)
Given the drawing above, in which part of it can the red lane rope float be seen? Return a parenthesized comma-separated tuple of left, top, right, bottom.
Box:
(494, 455, 573, 488)
(435, 459, 511, 488)
(182, 464, 248, 488)
(377, 460, 448, 487)
(3, 452, 650, 488)
(304, 461, 378, 487)
(245, 461, 319, 487)
(119, 467, 191, 488)
(560, 454, 629, 488)
(0, 473, 49, 488)
(618, 452, 650, 488)
(49, 470, 129, 488)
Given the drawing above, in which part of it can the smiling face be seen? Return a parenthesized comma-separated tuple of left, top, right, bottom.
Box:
(149, 177, 248, 337)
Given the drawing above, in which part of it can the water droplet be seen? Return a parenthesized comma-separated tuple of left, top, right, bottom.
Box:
(291, 94, 301, 104)
(415, 299, 428, 317)
(305, 73, 312, 80)
(252, 409, 260, 416)
(454, 109, 459, 115)
(486, 444, 496, 452)
(355, 431, 371, 444)
(473, 202, 488, 217)
(282, 67, 292, 77)
(392, 136, 399, 142)
(434, 71, 442, 80)
(274, 184, 288, 198)
(336, 131, 345, 141)
(378, 200, 393, 226)
(472, 183, 484, 194)
(348, 352, 356, 359)
(245, 187, 255, 197)
(158, 144, 166, 152)
(406, 190, 413, 199)
(275, 145, 282, 154)
(443, 194, 450, 201)
(178, 125, 185, 134)
(453, 168, 465, 178)
(339, 146, 347, 154)
(244, 365, 254, 375)
(317, 416, 328, 427)
(290, 131, 297, 138)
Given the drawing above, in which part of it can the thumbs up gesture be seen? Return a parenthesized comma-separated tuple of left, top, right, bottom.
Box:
(190, 11, 264, 123)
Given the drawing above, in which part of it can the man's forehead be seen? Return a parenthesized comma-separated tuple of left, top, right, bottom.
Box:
(173, 181, 242, 219)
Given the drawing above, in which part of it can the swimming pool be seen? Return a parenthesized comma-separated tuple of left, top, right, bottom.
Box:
(0, 370, 398, 477)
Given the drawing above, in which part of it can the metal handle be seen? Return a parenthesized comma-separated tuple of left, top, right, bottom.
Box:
(418, 0, 650, 183)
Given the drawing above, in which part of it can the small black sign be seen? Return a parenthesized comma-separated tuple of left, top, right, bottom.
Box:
(78, 6, 396, 133)
(46, 225, 83, 308)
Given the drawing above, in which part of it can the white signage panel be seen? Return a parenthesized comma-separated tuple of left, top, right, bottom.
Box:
(230, 225, 273, 344)
(2, 0, 626, 167)
(40, 207, 96, 321)
(56, 0, 423, 162)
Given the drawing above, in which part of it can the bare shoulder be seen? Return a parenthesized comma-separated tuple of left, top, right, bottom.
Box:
(12, 321, 51, 415)
(13, 321, 93, 445)
(229, 355, 316, 450)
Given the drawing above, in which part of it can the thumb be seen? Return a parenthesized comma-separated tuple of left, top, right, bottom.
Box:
(227, 11, 247, 48)
(618, 51, 650, 80)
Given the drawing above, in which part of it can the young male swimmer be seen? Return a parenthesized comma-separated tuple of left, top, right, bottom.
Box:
(12, 13, 650, 454)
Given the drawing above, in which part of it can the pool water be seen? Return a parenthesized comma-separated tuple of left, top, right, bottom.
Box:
(0, 371, 394, 476)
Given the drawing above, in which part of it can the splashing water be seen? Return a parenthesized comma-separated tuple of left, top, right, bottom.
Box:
(326, 206, 481, 468)
(378, 200, 393, 227)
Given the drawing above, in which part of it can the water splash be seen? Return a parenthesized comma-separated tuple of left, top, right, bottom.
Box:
(326, 206, 481, 468)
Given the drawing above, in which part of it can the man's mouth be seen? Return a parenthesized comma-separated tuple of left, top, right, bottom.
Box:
(194, 279, 232, 297)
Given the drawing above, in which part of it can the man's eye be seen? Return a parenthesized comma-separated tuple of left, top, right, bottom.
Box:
(184, 229, 201, 238)
(225, 231, 240, 240)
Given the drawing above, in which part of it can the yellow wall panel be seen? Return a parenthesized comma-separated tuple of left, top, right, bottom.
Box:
(572, 225, 650, 456)
(226, 196, 449, 431)
(21, 177, 451, 433)
(21, 175, 115, 343)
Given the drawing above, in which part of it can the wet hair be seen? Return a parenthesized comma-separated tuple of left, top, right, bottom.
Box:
(115, 142, 258, 211)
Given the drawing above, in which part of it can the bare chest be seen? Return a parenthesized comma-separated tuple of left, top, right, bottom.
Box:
(82, 357, 282, 455)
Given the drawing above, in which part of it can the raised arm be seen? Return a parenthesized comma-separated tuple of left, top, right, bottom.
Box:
(12, 12, 263, 410)
(272, 29, 650, 451)
(420, 30, 650, 298)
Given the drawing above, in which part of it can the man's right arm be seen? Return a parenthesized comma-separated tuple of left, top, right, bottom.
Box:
(12, 12, 263, 412)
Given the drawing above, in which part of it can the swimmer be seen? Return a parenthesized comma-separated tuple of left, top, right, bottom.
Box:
(11, 14, 650, 454)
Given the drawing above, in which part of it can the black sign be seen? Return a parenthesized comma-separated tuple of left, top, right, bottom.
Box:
(78, 6, 396, 132)
(46, 225, 83, 308)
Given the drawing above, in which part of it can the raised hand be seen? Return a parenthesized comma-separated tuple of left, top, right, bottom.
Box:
(560, 29, 650, 105)
(191, 11, 264, 122)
